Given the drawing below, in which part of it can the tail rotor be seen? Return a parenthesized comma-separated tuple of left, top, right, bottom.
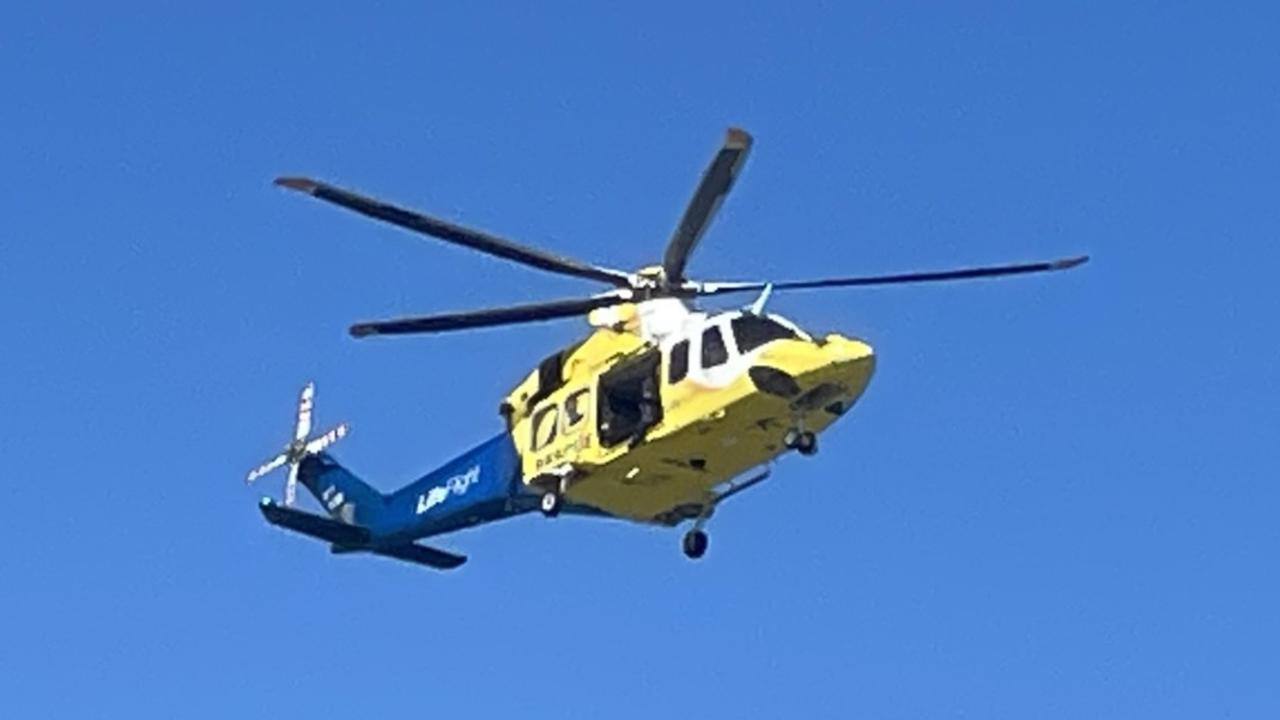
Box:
(247, 381, 349, 507)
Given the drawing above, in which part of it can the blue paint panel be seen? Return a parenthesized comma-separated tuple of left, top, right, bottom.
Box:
(379, 434, 525, 540)
(298, 433, 607, 546)
(296, 434, 524, 540)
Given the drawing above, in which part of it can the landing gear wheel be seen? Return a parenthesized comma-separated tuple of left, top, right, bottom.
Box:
(682, 529, 709, 559)
(539, 491, 562, 518)
(796, 431, 818, 456)
(784, 429, 818, 456)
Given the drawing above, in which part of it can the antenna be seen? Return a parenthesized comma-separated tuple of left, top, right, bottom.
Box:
(246, 381, 349, 507)
(747, 283, 773, 315)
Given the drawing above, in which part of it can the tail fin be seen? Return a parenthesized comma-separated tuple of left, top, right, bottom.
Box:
(296, 452, 387, 527)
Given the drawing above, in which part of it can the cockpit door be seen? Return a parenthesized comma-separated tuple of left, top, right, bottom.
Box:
(596, 349, 663, 448)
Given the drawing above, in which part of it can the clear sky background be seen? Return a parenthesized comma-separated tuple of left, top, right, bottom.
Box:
(2, 2, 1278, 717)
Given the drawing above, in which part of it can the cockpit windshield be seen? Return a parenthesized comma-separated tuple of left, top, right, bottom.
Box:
(731, 315, 800, 353)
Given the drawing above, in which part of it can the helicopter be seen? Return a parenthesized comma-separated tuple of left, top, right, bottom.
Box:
(247, 127, 1087, 569)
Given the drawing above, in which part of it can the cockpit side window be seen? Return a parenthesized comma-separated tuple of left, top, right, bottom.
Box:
(732, 315, 798, 353)
(530, 404, 558, 451)
(701, 326, 729, 368)
(668, 340, 690, 383)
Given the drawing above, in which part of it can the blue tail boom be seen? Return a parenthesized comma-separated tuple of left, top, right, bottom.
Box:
(294, 433, 528, 543)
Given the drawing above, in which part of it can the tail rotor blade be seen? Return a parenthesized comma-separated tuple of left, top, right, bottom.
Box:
(247, 453, 287, 483)
(285, 463, 300, 508)
(304, 423, 349, 455)
(295, 382, 315, 440)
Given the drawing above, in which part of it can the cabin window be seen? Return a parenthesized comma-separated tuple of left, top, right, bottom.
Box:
(668, 340, 689, 383)
(732, 315, 798, 353)
(701, 326, 729, 368)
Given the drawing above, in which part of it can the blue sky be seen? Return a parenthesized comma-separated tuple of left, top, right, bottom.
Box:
(2, 2, 1278, 717)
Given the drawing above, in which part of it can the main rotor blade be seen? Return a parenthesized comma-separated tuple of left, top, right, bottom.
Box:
(349, 293, 632, 338)
(663, 128, 753, 285)
(275, 177, 633, 287)
(699, 256, 1089, 296)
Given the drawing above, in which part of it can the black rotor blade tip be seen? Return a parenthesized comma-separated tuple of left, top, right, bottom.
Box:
(724, 127, 753, 149)
(1052, 255, 1090, 270)
(274, 176, 320, 194)
(349, 324, 378, 338)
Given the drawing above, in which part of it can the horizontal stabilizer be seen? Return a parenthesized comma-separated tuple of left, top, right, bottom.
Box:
(259, 498, 371, 547)
(372, 543, 467, 570)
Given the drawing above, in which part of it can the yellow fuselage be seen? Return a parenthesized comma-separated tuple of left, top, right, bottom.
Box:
(504, 320, 875, 523)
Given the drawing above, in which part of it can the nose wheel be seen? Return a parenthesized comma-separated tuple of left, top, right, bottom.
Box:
(784, 428, 818, 456)
(682, 529, 709, 559)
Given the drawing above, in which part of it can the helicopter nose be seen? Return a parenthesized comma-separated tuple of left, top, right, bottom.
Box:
(749, 335, 875, 402)
(819, 335, 876, 392)
(821, 335, 875, 364)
